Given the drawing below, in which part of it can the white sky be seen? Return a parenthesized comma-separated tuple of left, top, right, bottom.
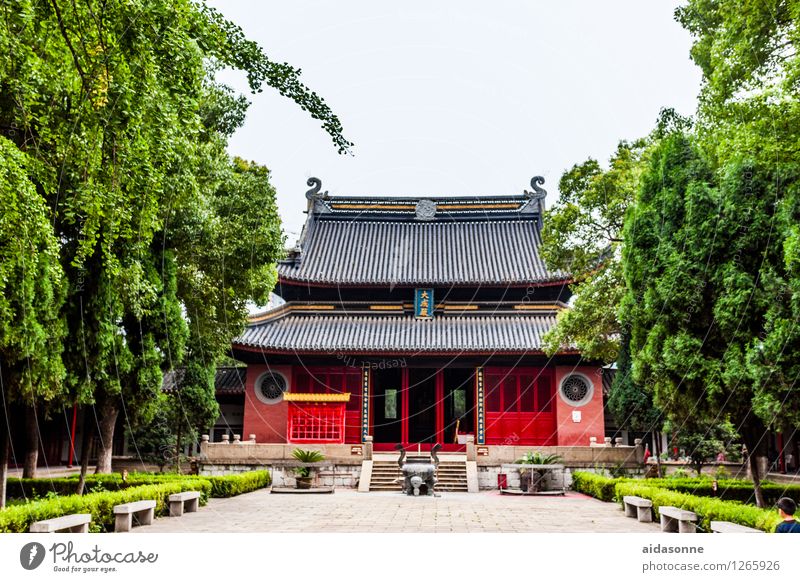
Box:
(208, 1, 701, 244)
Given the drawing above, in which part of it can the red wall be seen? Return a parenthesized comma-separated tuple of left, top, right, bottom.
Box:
(554, 365, 605, 447)
(242, 362, 605, 447)
(243, 364, 292, 443)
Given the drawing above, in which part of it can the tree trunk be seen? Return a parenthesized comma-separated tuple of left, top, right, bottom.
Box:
(747, 448, 766, 508)
(0, 402, 9, 509)
(743, 422, 767, 508)
(174, 423, 182, 474)
(22, 405, 39, 479)
(75, 410, 94, 496)
(93, 394, 119, 474)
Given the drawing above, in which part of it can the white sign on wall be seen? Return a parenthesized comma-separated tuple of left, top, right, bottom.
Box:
(572, 410, 582, 423)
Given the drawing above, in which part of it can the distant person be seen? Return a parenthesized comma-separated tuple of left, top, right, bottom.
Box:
(643, 443, 651, 464)
(716, 450, 726, 463)
(775, 498, 800, 533)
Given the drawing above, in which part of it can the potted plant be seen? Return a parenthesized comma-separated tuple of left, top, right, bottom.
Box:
(515, 451, 563, 492)
(292, 448, 324, 489)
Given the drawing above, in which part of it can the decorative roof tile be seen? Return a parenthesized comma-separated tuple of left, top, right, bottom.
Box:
(278, 218, 567, 286)
(162, 367, 246, 395)
(278, 178, 567, 286)
(234, 312, 560, 353)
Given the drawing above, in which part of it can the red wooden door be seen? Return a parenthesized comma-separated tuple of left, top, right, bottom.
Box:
(484, 368, 556, 446)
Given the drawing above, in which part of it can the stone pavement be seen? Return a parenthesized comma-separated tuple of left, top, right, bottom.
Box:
(134, 489, 660, 533)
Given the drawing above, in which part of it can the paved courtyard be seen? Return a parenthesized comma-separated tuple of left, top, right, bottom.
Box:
(134, 489, 659, 533)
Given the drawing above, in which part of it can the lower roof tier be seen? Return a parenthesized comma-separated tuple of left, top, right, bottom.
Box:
(233, 311, 569, 354)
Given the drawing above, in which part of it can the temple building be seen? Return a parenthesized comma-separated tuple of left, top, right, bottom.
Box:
(229, 177, 606, 451)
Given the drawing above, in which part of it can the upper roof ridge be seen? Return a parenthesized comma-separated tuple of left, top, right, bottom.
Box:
(303, 176, 547, 220)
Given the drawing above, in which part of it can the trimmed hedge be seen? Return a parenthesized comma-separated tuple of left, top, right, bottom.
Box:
(571, 472, 800, 508)
(7, 471, 271, 500)
(571, 472, 618, 502)
(644, 478, 800, 506)
(205, 471, 271, 497)
(0, 480, 211, 533)
(614, 481, 782, 533)
(7, 473, 202, 499)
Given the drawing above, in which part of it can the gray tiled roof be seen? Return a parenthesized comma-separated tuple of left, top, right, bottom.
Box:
(235, 313, 559, 353)
(162, 367, 246, 395)
(278, 218, 567, 285)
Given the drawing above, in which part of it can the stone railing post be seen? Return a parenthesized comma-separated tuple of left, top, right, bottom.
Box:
(603, 437, 612, 447)
(364, 435, 373, 460)
(249, 434, 256, 444)
(221, 434, 230, 444)
(200, 435, 209, 456)
(466, 435, 476, 462)
(233, 434, 241, 444)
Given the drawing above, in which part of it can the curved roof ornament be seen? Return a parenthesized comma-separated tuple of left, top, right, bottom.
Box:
(521, 176, 547, 228)
(305, 177, 331, 213)
(305, 177, 329, 200)
(524, 176, 547, 200)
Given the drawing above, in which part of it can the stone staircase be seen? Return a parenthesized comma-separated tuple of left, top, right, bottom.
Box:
(436, 460, 469, 492)
(368, 460, 403, 491)
(368, 455, 469, 492)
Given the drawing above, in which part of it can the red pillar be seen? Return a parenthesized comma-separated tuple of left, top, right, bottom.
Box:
(435, 370, 444, 445)
(401, 368, 409, 444)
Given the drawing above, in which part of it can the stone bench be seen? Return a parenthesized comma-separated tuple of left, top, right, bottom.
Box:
(710, 520, 763, 534)
(169, 491, 200, 517)
(113, 500, 156, 532)
(659, 506, 698, 533)
(30, 513, 92, 533)
(623, 495, 653, 522)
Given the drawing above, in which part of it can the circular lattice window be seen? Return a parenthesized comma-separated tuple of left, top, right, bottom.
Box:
(254, 372, 288, 405)
(559, 373, 593, 406)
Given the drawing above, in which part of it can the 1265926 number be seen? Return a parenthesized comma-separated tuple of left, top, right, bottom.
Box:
(735, 560, 779, 571)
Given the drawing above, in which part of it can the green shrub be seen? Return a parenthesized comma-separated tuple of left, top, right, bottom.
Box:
(7, 476, 119, 499)
(8, 470, 272, 501)
(204, 471, 271, 497)
(641, 478, 800, 506)
(6, 472, 207, 500)
(571, 472, 800, 510)
(0, 480, 211, 533)
(614, 481, 782, 533)
(571, 472, 620, 502)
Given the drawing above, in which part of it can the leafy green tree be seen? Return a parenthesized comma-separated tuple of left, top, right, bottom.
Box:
(0, 0, 348, 486)
(667, 418, 739, 476)
(607, 329, 662, 438)
(542, 140, 649, 362)
(674, 0, 800, 502)
(165, 360, 219, 472)
(622, 133, 783, 506)
(125, 398, 176, 472)
(675, 0, 799, 119)
(0, 137, 66, 506)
